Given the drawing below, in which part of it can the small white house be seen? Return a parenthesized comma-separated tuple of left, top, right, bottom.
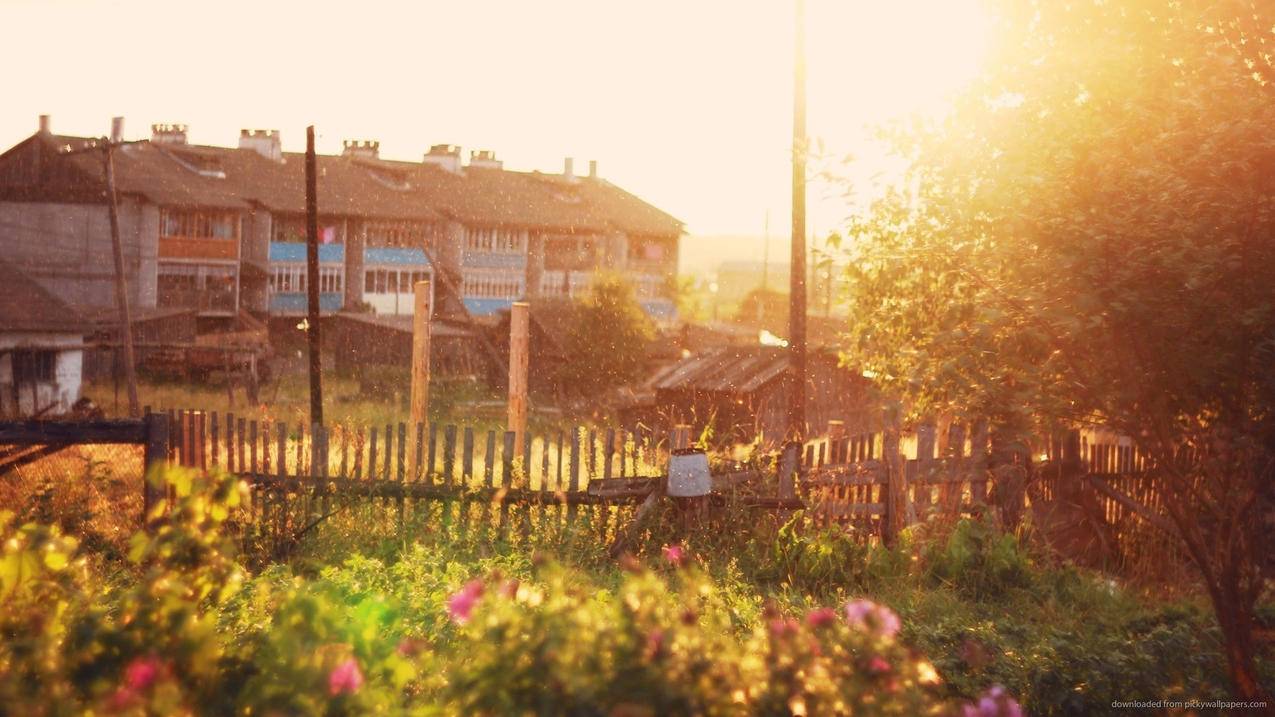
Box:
(0, 260, 86, 418)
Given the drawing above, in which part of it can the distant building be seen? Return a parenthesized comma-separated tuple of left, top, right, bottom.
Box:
(0, 117, 685, 343)
(0, 260, 86, 417)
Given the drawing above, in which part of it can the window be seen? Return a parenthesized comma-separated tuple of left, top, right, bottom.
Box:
(363, 268, 430, 294)
(464, 226, 524, 253)
(12, 351, 55, 384)
(160, 209, 239, 240)
(156, 262, 237, 312)
(274, 218, 342, 244)
(365, 221, 427, 249)
(319, 267, 343, 294)
(271, 265, 343, 295)
(461, 269, 524, 298)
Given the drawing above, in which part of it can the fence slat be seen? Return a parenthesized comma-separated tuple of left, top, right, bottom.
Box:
(369, 428, 379, 482)
(462, 427, 474, 484)
(427, 424, 438, 484)
(236, 418, 247, 474)
(414, 422, 425, 482)
(603, 429, 615, 480)
(443, 425, 456, 487)
(484, 431, 496, 487)
(250, 420, 259, 475)
(383, 423, 394, 483)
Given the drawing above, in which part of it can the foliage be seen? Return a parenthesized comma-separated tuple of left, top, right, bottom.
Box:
(918, 517, 1034, 599)
(556, 271, 657, 399)
(838, 0, 1275, 697)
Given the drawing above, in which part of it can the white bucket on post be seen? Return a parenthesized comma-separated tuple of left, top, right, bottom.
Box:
(667, 448, 711, 497)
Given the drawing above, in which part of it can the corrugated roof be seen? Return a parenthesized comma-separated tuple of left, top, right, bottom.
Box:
(0, 259, 86, 334)
(649, 346, 792, 394)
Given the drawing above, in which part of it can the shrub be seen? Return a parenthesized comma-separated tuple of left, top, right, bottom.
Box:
(919, 518, 1035, 599)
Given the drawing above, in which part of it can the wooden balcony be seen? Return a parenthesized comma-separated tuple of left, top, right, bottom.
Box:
(158, 236, 239, 261)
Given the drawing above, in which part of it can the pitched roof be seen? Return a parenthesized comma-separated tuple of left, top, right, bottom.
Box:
(0, 259, 86, 333)
(1, 132, 683, 236)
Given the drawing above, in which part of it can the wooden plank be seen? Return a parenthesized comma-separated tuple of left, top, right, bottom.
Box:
(295, 422, 305, 476)
(276, 421, 287, 478)
(369, 427, 379, 481)
(567, 428, 581, 522)
(442, 425, 456, 487)
(427, 424, 438, 484)
(225, 412, 235, 472)
(484, 430, 496, 487)
(237, 418, 247, 474)
(499, 430, 515, 531)
(540, 435, 550, 491)
(603, 428, 615, 480)
(353, 427, 364, 479)
(340, 426, 349, 478)
(383, 423, 393, 482)
(209, 411, 219, 468)
(462, 427, 474, 483)
(397, 423, 407, 482)
(414, 422, 425, 482)
(141, 412, 169, 522)
(249, 420, 259, 474)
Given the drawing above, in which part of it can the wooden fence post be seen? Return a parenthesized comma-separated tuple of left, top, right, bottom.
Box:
(777, 440, 799, 501)
(410, 279, 431, 480)
(508, 301, 529, 457)
(142, 412, 169, 523)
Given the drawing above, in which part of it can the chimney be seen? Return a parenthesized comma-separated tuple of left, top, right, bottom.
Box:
(468, 149, 502, 169)
(588, 159, 598, 179)
(110, 117, 124, 144)
(151, 123, 188, 145)
(238, 129, 282, 162)
(563, 157, 575, 181)
(342, 139, 380, 160)
(38, 114, 50, 135)
(422, 144, 462, 173)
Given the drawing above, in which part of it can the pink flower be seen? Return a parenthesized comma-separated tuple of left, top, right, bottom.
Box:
(805, 607, 838, 629)
(123, 656, 162, 692)
(843, 598, 901, 638)
(662, 544, 686, 566)
(328, 658, 364, 696)
(962, 685, 1022, 717)
(396, 637, 427, 657)
(499, 579, 520, 599)
(867, 655, 892, 674)
(769, 617, 799, 638)
(446, 579, 485, 624)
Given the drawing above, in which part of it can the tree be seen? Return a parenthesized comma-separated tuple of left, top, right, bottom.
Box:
(557, 272, 656, 401)
(839, 0, 1274, 699)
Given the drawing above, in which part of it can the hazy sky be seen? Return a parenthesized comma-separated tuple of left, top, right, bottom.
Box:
(1, 0, 989, 250)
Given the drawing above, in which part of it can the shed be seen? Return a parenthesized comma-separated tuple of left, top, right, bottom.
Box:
(635, 346, 878, 446)
(0, 260, 88, 417)
(326, 312, 484, 379)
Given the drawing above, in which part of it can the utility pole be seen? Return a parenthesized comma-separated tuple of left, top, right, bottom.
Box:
(761, 210, 770, 292)
(304, 126, 324, 425)
(104, 117, 140, 418)
(788, 0, 808, 441)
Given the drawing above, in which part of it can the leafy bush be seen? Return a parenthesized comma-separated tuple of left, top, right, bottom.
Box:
(919, 518, 1035, 599)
